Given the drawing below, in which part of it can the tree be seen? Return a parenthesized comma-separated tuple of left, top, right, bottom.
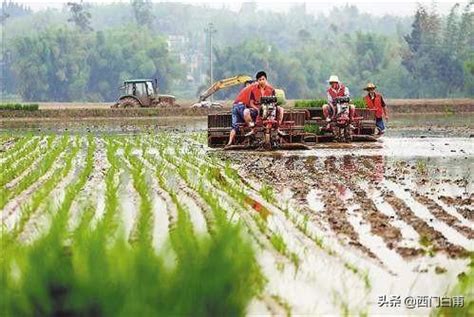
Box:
(67, 1, 93, 32)
(11, 26, 182, 101)
(131, 0, 154, 29)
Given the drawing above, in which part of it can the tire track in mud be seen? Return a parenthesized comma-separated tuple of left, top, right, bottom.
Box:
(413, 194, 474, 239)
(323, 155, 426, 259)
(438, 195, 474, 222)
(383, 190, 469, 258)
(237, 153, 382, 262)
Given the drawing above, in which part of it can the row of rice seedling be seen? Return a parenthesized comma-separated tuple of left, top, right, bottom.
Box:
(121, 136, 205, 254)
(49, 135, 96, 238)
(0, 103, 39, 111)
(7, 137, 82, 241)
(123, 142, 154, 247)
(144, 135, 294, 267)
(0, 136, 50, 187)
(94, 138, 121, 238)
(294, 97, 366, 108)
(0, 134, 271, 316)
(0, 135, 70, 210)
(0, 134, 33, 160)
(1, 136, 41, 170)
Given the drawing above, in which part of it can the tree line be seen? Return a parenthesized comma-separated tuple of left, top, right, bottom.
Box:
(1, 1, 472, 101)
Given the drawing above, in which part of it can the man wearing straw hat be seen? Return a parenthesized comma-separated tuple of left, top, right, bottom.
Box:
(322, 75, 355, 126)
(363, 82, 388, 135)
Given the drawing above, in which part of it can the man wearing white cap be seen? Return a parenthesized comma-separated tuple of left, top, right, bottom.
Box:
(322, 75, 355, 125)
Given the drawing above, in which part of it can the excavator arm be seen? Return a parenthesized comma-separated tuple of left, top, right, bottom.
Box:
(199, 75, 252, 101)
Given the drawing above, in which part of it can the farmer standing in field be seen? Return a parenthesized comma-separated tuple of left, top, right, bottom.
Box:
(322, 75, 356, 125)
(226, 79, 257, 146)
(363, 82, 388, 135)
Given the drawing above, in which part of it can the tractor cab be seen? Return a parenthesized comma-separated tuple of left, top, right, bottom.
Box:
(120, 79, 157, 106)
(112, 78, 176, 108)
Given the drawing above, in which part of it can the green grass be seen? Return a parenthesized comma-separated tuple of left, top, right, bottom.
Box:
(294, 98, 366, 108)
(0, 103, 39, 111)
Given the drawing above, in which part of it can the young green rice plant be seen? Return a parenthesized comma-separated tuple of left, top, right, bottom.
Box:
(270, 294, 292, 317)
(0, 103, 39, 110)
(270, 233, 288, 255)
(1, 136, 41, 173)
(1, 135, 265, 316)
(419, 235, 436, 257)
(0, 134, 32, 159)
(415, 159, 428, 175)
(303, 122, 321, 134)
(294, 98, 366, 108)
(94, 139, 121, 238)
(9, 138, 81, 240)
(259, 182, 276, 204)
(436, 255, 473, 316)
(1, 141, 39, 187)
(48, 136, 96, 240)
(124, 144, 153, 248)
(0, 136, 51, 188)
(0, 135, 69, 210)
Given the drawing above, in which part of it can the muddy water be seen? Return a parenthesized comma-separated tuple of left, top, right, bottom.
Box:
(2, 113, 472, 315)
(219, 122, 472, 315)
(0, 116, 207, 134)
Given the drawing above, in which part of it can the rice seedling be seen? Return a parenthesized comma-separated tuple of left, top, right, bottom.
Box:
(0, 134, 263, 316)
(0, 134, 32, 159)
(259, 182, 276, 204)
(0, 135, 69, 209)
(9, 138, 81, 240)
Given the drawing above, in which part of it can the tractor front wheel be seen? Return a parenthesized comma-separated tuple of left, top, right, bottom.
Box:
(117, 97, 141, 108)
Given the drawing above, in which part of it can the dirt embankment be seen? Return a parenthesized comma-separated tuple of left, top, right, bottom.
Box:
(0, 99, 473, 120)
(0, 107, 221, 120)
(384, 98, 474, 113)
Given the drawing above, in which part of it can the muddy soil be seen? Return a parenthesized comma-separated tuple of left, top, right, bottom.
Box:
(2, 113, 472, 315)
(0, 117, 206, 134)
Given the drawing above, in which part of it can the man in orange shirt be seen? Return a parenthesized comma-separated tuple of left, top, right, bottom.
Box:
(226, 79, 257, 146)
(363, 82, 388, 135)
(247, 71, 286, 136)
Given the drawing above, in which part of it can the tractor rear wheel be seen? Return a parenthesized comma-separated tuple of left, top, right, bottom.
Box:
(117, 97, 141, 108)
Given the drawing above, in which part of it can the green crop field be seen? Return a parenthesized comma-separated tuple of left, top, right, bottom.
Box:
(0, 132, 472, 316)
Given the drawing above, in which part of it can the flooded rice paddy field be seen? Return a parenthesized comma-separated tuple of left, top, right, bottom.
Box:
(0, 113, 472, 315)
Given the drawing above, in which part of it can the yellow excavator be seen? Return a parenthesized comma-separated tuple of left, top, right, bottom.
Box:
(192, 75, 253, 108)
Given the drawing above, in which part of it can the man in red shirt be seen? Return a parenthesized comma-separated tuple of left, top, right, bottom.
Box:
(363, 82, 388, 135)
(247, 71, 286, 136)
(227, 79, 257, 146)
(322, 75, 355, 126)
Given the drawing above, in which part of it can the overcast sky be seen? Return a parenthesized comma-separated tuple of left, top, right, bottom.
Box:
(12, 0, 467, 16)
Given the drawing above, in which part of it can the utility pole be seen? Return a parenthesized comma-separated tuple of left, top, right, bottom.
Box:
(205, 22, 216, 101)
